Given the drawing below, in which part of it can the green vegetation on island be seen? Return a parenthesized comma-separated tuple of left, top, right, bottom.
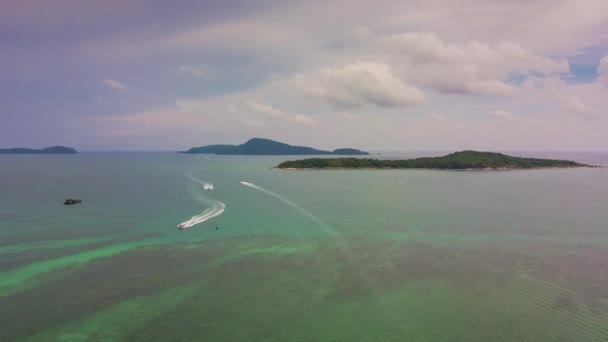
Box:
(277, 151, 589, 170)
(180, 138, 368, 155)
(0, 146, 77, 154)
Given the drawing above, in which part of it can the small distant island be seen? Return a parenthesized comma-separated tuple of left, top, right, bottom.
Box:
(0, 146, 78, 154)
(277, 151, 590, 170)
(180, 138, 368, 155)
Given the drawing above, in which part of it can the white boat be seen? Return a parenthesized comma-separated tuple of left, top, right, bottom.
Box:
(203, 183, 214, 190)
(177, 223, 187, 229)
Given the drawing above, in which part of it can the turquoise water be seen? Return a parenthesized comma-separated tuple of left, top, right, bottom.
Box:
(1, 152, 608, 341)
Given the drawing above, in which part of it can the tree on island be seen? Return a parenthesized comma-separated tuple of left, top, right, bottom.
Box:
(277, 151, 589, 170)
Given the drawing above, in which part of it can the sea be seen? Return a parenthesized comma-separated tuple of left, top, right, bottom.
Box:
(1, 151, 607, 341)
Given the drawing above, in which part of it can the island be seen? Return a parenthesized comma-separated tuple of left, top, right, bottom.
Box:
(0, 146, 78, 154)
(180, 138, 368, 155)
(277, 151, 590, 170)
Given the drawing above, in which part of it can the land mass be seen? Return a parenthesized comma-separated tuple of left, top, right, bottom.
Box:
(180, 138, 368, 155)
(277, 151, 590, 170)
(0, 146, 77, 154)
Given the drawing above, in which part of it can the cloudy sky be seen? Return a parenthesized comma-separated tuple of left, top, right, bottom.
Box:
(2, 0, 607, 151)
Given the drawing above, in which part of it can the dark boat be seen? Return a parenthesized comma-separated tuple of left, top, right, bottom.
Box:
(64, 199, 82, 205)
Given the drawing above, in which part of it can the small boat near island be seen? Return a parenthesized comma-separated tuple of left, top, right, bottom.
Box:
(63, 199, 82, 205)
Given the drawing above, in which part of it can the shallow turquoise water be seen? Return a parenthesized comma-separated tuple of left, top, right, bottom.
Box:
(1, 152, 608, 340)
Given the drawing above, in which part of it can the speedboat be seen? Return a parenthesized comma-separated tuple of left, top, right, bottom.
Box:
(177, 222, 187, 229)
(64, 199, 82, 205)
(203, 183, 214, 190)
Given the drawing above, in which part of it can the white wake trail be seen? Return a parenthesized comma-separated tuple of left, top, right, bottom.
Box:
(178, 173, 225, 229)
(186, 172, 214, 190)
(178, 201, 225, 229)
(239, 181, 328, 230)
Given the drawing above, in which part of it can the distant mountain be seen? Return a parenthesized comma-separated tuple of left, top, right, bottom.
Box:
(180, 138, 368, 155)
(332, 148, 368, 155)
(183, 144, 236, 154)
(277, 150, 590, 170)
(0, 146, 78, 154)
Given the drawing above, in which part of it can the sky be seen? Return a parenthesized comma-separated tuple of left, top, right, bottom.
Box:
(1, 0, 607, 151)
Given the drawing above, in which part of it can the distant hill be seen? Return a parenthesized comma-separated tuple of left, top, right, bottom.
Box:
(183, 144, 236, 154)
(180, 138, 368, 155)
(277, 150, 589, 170)
(0, 146, 77, 154)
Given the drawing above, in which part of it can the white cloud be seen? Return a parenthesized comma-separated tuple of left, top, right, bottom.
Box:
(377, 31, 569, 96)
(102, 78, 129, 91)
(245, 100, 315, 126)
(54, 1, 608, 150)
(491, 110, 520, 121)
(335, 111, 354, 119)
(564, 98, 601, 119)
(598, 55, 608, 86)
(294, 61, 425, 109)
(240, 117, 264, 127)
(429, 113, 465, 129)
(178, 65, 207, 78)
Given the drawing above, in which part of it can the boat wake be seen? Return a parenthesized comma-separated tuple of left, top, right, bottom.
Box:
(177, 200, 225, 229)
(239, 181, 327, 229)
(186, 172, 215, 190)
(178, 173, 225, 229)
